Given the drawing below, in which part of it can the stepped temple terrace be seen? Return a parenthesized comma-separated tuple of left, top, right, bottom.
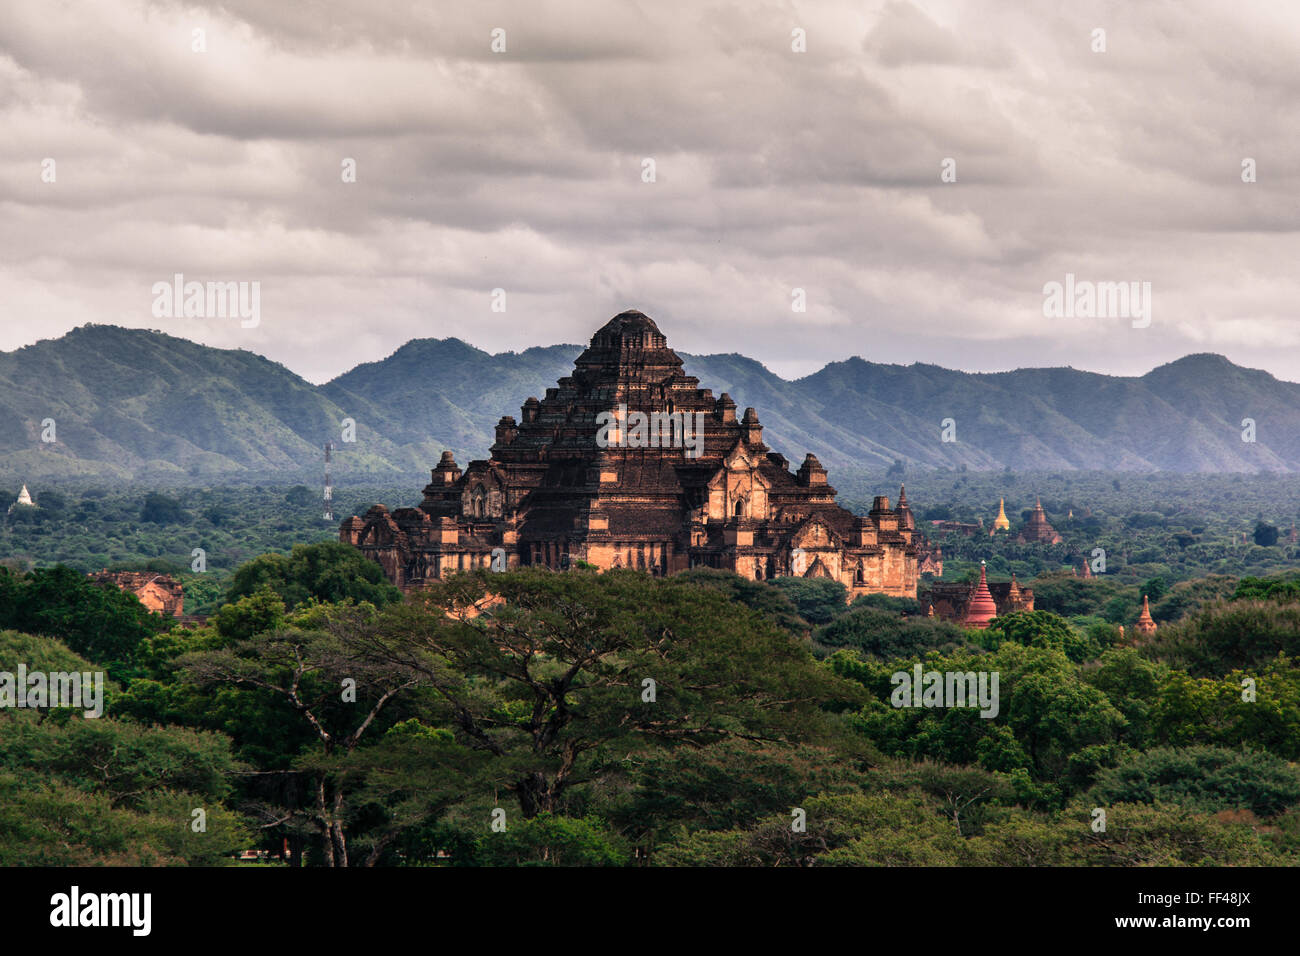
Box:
(341, 310, 920, 600)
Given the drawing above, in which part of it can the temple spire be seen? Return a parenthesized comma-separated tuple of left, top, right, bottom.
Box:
(8, 484, 34, 514)
(963, 560, 998, 630)
(897, 484, 914, 529)
(1135, 594, 1157, 637)
(992, 497, 1010, 533)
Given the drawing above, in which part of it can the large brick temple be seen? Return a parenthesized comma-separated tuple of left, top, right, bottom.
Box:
(341, 311, 919, 600)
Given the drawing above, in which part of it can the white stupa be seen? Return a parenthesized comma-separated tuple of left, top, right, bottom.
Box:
(9, 484, 34, 513)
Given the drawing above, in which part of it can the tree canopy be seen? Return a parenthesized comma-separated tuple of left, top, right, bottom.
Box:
(225, 541, 402, 610)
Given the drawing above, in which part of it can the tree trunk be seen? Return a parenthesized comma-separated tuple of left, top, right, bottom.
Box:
(331, 821, 349, 868)
(316, 779, 337, 867)
(515, 771, 560, 819)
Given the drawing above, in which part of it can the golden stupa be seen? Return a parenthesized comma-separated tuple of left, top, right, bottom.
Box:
(991, 497, 1011, 533)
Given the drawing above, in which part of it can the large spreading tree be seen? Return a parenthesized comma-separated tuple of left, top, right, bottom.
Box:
(347, 567, 866, 820)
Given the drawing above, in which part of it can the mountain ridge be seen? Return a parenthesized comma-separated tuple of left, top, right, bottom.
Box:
(0, 324, 1295, 481)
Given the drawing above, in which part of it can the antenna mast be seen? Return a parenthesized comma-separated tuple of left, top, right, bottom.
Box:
(323, 440, 334, 521)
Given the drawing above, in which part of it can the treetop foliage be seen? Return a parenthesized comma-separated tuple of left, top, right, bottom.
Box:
(3, 544, 1300, 867)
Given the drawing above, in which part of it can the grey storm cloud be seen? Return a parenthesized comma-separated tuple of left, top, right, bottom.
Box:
(1, 0, 1299, 383)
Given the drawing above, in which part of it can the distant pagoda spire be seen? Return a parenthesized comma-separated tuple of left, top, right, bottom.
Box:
(992, 497, 1011, 533)
(8, 484, 34, 514)
(963, 561, 998, 630)
(897, 484, 914, 530)
(1135, 594, 1157, 637)
(1008, 572, 1023, 608)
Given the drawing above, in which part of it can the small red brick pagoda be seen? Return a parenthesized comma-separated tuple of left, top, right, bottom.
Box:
(962, 562, 999, 630)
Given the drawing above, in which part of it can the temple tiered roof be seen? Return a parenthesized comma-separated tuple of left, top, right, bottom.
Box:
(1016, 497, 1062, 544)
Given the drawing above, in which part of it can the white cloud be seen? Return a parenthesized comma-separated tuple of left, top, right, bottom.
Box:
(1, 0, 1298, 384)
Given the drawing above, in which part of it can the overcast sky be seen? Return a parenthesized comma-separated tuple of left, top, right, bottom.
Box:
(2, 0, 1299, 384)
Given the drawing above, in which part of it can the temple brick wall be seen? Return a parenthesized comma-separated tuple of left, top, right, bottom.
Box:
(89, 570, 185, 618)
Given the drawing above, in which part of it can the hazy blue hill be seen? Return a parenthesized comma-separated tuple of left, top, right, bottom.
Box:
(994, 367, 1168, 465)
(793, 359, 1094, 469)
(1140, 354, 1300, 469)
(0, 325, 410, 481)
(2, 325, 1298, 481)
(322, 338, 582, 461)
(675, 352, 899, 467)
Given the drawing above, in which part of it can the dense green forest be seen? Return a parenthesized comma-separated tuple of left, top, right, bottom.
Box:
(841, 468, 1300, 584)
(0, 483, 410, 614)
(2, 472, 1296, 867)
(1, 538, 1298, 866)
